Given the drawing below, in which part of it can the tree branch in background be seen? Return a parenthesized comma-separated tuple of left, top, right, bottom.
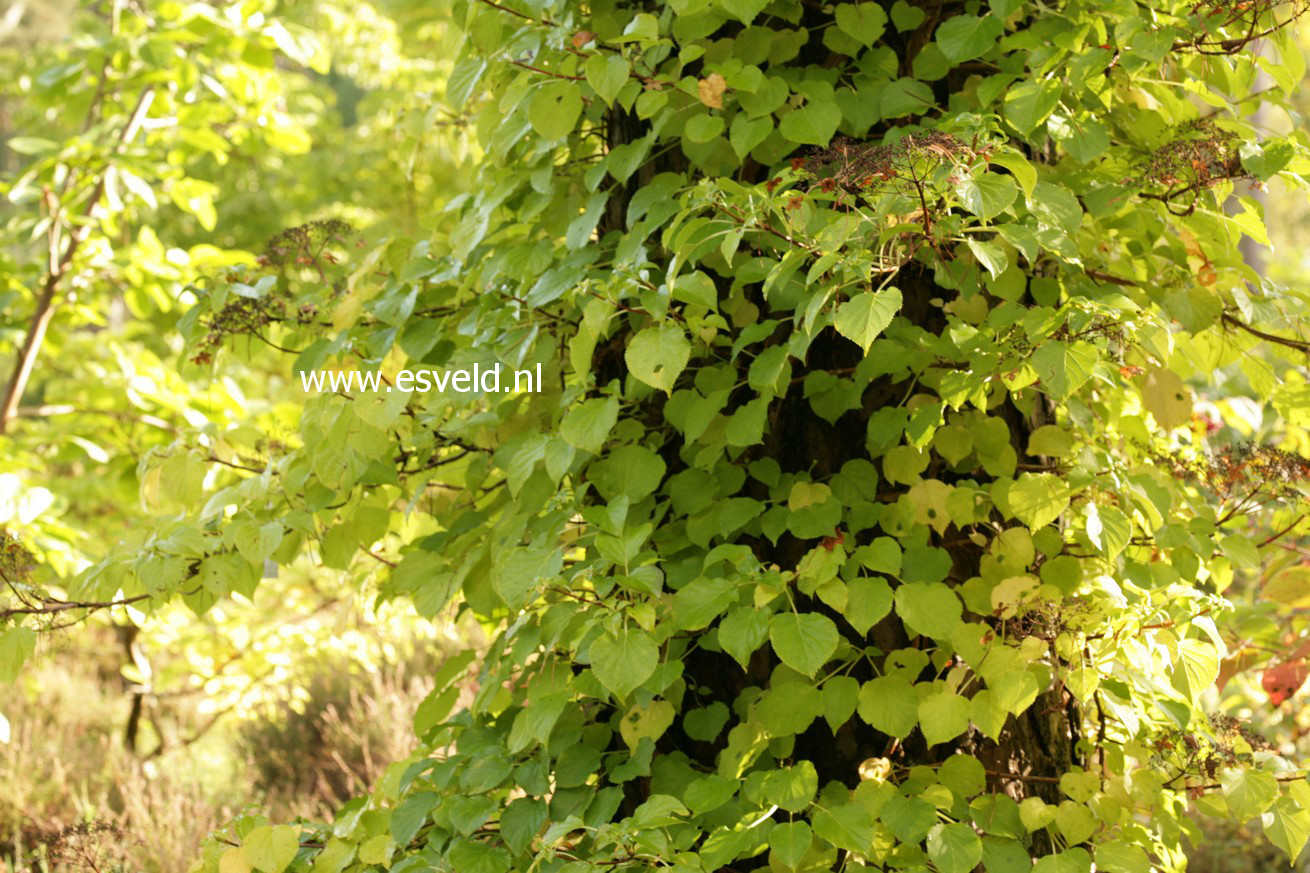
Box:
(18, 404, 176, 431)
(0, 87, 155, 435)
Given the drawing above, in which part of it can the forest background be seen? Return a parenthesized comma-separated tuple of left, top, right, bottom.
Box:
(0, 2, 474, 869)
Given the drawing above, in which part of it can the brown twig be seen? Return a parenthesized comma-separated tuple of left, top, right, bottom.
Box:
(1172, 8, 1308, 55)
(1084, 269, 1138, 287)
(365, 549, 398, 568)
(0, 591, 155, 620)
(985, 769, 1062, 784)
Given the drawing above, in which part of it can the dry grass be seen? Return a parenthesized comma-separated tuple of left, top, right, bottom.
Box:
(0, 651, 233, 873)
(237, 656, 437, 822)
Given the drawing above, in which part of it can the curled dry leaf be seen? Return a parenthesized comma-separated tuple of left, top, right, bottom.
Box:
(697, 73, 726, 109)
(572, 30, 595, 48)
(1262, 660, 1309, 705)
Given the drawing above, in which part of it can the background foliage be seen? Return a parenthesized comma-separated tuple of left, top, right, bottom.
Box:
(6, 1, 1310, 873)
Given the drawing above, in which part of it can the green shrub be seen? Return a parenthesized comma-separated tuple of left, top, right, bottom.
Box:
(5, 1, 1310, 872)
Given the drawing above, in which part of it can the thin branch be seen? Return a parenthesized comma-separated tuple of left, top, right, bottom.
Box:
(1083, 269, 1138, 287)
(16, 404, 176, 431)
(1141, 607, 1211, 631)
(476, 0, 556, 26)
(365, 548, 398, 568)
(1188, 773, 1308, 792)
(206, 454, 266, 474)
(1221, 313, 1310, 355)
(250, 331, 302, 354)
(0, 591, 154, 620)
(1259, 514, 1306, 548)
(509, 59, 584, 81)
(398, 448, 472, 476)
(710, 201, 822, 257)
(1172, 9, 1307, 55)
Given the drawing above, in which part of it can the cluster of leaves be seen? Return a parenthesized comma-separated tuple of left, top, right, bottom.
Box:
(7, 1, 1310, 873)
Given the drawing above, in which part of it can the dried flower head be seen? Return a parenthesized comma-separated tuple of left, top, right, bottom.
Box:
(0, 528, 35, 583)
(1157, 443, 1310, 503)
(1142, 120, 1247, 193)
(800, 132, 975, 194)
(260, 218, 355, 269)
(191, 292, 288, 365)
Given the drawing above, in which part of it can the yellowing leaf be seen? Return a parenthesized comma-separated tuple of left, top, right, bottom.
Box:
(219, 848, 252, 873)
(895, 582, 963, 640)
(919, 690, 971, 746)
(770, 821, 813, 867)
(926, 822, 983, 873)
(586, 54, 630, 105)
(1140, 368, 1193, 430)
(620, 699, 676, 750)
(858, 675, 919, 737)
(0, 627, 36, 684)
(1007, 472, 1070, 530)
(1032, 340, 1097, 401)
(908, 479, 952, 534)
(991, 575, 1038, 618)
(787, 481, 832, 510)
(242, 825, 299, 873)
(358, 835, 394, 867)
(560, 396, 620, 454)
(528, 81, 583, 140)
(835, 3, 888, 45)
(1222, 768, 1278, 822)
(625, 324, 690, 393)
